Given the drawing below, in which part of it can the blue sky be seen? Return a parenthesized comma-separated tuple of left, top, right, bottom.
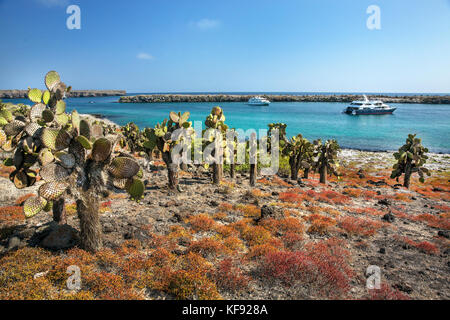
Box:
(0, 0, 449, 93)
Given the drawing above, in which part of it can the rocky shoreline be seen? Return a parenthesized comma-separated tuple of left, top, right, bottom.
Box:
(118, 94, 450, 104)
(0, 90, 126, 99)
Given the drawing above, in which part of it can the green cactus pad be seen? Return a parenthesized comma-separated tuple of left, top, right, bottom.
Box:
(41, 128, 72, 151)
(42, 109, 55, 123)
(55, 100, 66, 115)
(28, 88, 42, 103)
(42, 90, 51, 105)
(76, 135, 92, 149)
(71, 110, 80, 132)
(38, 148, 54, 166)
(55, 113, 69, 126)
(4, 120, 25, 137)
(91, 137, 112, 162)
(38, 181, 68, 200)
(40, 163, 69, 182)
(43, 200, 53, 212)
(108, 157, 140, 179)
(0, 117, 8, 126)
(126, 178, 145, 201)
(0, 109, 13, 122)
(23, 196, 47, 218)
(45, 71, 61, 91)
(79, 119, 91, 139)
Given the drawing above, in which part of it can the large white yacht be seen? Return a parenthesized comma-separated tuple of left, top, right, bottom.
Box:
(248, 96, 270, 106)
(343, 95, 396, 115)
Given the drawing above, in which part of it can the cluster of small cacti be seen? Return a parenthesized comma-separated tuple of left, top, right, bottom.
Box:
(120, 122, 145, 153)
(391, 134, 430, 188)
(0, 71, 144, 252)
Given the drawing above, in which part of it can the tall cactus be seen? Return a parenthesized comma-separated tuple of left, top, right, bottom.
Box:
(391, 134, 430, 189)
(205, 106, 228, 184)
(143, 111, 192, 190)
(282, 134, 314, 181)
(1, 71, 144, 252)
(313, 139, 340, 184)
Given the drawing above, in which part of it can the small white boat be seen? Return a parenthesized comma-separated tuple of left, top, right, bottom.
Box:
(248, 96, 270, 106)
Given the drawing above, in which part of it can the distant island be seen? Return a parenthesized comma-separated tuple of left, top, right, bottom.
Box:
(0, 90, 126, 99)
(119, 94, 450, 104)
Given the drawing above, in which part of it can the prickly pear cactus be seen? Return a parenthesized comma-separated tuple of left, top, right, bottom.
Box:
(143, 111, 192, 190)
(391, 134, 430, 188)
(0, 71, 145, 252)
(282, 134, 314, 180)
(313, 139, 340, 184)
(204, 106, 228, 184)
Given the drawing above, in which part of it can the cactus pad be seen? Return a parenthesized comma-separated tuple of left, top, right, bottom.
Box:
(23, 196, 48, 218)
(24, 122, 41, 137)
(42, 90, 51, 105)
(55, 100, 66, 115)
(108, 157, 140, 179)
(76, 135, 92, 149)
(38, 181, 68, 200)
(91, 138, 112, 162)
(57, 153, 76, 168)
(40, 163, 69, 182)
(13, 170, 28, 189)
(126, 178, 145, 201)
(45, 71, 61, 91)
(0, 109, 13, 122)
(41, 128, 71, 151)
(4, 120, 25, 137)
(28, 88, 42, 103)
(0, 130, 6, 147)
(38, 148, 54, 166)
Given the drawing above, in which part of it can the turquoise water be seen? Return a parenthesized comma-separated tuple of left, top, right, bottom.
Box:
(4, 96, 450, 153)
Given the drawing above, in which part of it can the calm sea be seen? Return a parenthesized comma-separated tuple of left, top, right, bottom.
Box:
(4, 94, 450, 153)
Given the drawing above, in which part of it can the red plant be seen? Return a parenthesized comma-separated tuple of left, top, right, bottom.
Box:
(366, 283, 410, 300)
(261, 238, 353, 298)
(211, 258, 250, 292)
(0, 206, 25, 222)
(338, 216, 382, 237)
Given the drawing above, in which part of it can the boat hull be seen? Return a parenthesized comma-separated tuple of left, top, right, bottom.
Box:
(344, 107, 396, 115)
(248, 102, 270, 106)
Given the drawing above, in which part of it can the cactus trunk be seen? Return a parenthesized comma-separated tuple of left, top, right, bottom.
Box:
(319, 164, 327, 184)
(404, 161, 412, 189)
(162, 152, 179, 189)
(230, 163, 235, 179)
(303, 168, 310, 179)
(52, 197, 66, 225)
(250, 163, 257, 186)
(76, 192, 102, 252)
(213, 163, 223, 184)
(289, 156, 299, 180)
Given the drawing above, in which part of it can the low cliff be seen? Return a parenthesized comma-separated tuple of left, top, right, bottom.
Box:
(0, 90, 126, 99)
(118, 94, 450, 104)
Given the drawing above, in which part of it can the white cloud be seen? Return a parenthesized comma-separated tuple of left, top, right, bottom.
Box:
(191, 18, 221, 30)
(36, 0, 69, 7)
(137, 52, 154, 60)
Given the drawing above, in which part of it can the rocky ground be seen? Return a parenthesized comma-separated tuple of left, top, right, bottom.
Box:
(0, 150, 448, 300)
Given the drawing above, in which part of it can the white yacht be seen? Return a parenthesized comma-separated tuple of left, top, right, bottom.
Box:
(343, 95, 396, 115)
(248, 96, 270, 106)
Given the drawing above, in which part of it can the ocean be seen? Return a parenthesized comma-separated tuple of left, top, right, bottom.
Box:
(3, 95, 450, 153)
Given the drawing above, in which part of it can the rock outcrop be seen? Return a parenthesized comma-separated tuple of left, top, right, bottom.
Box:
(118, 94, 450, 104)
